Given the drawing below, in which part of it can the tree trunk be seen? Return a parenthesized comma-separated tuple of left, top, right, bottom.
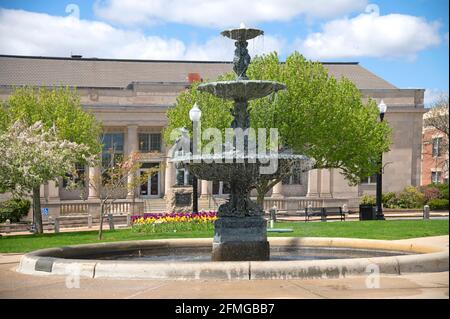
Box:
(98, 201, 105, 240)
(256, 189, 267, 208)
(32, 186, 43, 234)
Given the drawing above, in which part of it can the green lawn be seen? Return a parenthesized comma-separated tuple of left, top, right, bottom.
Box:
(0, 219, 448, 253)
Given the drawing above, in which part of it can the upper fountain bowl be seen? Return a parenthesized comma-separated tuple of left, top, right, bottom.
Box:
(198, 80, 286, 100)
(221, 27, 263, 41)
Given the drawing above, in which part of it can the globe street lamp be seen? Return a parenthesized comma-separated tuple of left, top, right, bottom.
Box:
(189, 103, 202, 213)
(376, 99, 387, 220)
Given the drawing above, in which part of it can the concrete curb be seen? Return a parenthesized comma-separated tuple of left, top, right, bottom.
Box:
(16, 237, 449, 280)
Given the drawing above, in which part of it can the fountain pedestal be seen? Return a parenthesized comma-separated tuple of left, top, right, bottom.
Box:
(212, 216, 269, 261)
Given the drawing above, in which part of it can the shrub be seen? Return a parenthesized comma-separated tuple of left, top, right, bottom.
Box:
(422, 187, 442, 203)
(395, 186, 425, 208)
(427, 199, 449, 211)
(0, 198, 31, 223)
(360, 194, 375, 205)
(384, 196, 401, 209)
(420, 183, 448, 202)
(382, 192, 396, 207)
(434, 183, 449, 199)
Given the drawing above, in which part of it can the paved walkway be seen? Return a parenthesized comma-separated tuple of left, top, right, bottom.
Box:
(0, 223, 129, 237)
(0, 235, 448, 299)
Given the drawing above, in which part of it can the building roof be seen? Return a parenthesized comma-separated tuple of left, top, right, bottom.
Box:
(0, 54, 397, 90)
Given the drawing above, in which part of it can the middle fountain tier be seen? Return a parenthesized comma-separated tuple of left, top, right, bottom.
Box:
(171, 25, 314, 261)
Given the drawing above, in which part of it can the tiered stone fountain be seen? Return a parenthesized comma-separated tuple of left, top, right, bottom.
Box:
(172, 25, 313, 261)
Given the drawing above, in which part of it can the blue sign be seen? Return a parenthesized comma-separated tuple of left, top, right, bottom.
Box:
(41, 208, 49, 217)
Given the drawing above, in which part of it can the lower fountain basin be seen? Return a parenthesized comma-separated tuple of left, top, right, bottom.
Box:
(85, 246, 411, 262)
(17, 237, 448, 280)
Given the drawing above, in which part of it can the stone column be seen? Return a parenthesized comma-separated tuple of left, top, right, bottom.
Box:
(164, 160, 175, 197)
(88, 166, 100, 199)
(40, 184, 46, 199)
(126, 125, 139, 199)
(200, 180, 211, 198)
(271, 181, 284, 198)
(48, 180, 60, 201)
(319, 169, 332, 198)
(306, 169, 320, 197)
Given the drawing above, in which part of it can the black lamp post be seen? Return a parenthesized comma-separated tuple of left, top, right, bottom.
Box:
(376, 99, 387, 220)
(189, 103, 202, 213)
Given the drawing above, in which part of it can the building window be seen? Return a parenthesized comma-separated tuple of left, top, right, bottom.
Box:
(102, 133, 124, 167)
(139, 133, 161, 152)
(212, 181, 230, 195)
(101, 133, 124, 183)
(62, 163, 86, 188)
(431, 171, 442, 184)
(432, 137, 442, 157)
(361, 173, 377, 184)
(176, 168, 192, 186)
(282, 164, 303, 185)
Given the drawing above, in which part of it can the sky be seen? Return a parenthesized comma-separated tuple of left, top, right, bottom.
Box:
(0, 0, 448, 106)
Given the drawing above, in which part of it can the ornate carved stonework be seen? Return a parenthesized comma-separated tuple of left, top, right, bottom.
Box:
(166, 186, 193, 213)
(233, 41, 251, 80)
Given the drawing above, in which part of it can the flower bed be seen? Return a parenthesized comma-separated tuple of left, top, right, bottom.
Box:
(131, 211, 217, 233)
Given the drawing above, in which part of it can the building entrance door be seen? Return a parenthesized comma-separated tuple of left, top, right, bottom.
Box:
(139, 163, 160, 198)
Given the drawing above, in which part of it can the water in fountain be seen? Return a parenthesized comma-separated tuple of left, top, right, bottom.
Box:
(172, 25, 314, 261)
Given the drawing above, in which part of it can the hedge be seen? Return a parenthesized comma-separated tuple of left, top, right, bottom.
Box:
(0, 198, 31, 223)
(427, 199, 449, 211)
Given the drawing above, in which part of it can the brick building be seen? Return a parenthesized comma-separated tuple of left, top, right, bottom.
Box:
(421, 109, 449, 185)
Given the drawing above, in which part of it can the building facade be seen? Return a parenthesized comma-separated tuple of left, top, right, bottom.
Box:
(0, 55, 426, 216)
(421, 110, 449, 185)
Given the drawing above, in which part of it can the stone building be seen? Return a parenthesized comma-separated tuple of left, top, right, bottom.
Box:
(0, 54, 426, 217)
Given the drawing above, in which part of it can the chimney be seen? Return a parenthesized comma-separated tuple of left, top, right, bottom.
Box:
(187, 72, 202, 83)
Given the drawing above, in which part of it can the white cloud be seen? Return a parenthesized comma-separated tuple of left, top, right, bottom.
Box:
(295, 10, 442, 60)
(0, 9, 284, 60)
(425, 88, 449, 107)
(93, 0, 367, 28)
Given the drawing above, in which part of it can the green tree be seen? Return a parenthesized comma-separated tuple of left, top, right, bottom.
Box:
(0, 87, 102, 233)
(164, 52, 391, 205)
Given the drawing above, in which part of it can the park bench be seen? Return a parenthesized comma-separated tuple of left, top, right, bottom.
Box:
(304, 207, 324, 222)
(323, 206, 345, 221)
(304, 206, 345, 222)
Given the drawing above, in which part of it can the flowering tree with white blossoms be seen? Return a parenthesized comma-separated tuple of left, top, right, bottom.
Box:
(0, 121, 93, 233)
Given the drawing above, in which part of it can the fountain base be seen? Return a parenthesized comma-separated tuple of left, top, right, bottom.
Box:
(212, 216, 270, 261)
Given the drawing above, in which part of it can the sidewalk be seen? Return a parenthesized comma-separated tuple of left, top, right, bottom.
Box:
(0, 223, 129, 237)
(0, 236, 448, 299)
